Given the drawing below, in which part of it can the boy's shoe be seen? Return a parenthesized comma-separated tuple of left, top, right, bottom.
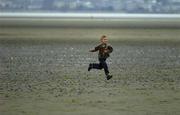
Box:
(106, 75, 113, 80)
(88, 64, 92, 71)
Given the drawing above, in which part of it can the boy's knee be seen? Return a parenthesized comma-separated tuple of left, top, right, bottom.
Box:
(99, 65, 103, 69)
(100, 61, 106, 65)
(102, 62, 107, 67)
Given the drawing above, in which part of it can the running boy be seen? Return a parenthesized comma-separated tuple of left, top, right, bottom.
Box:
(88, 35, 113, 80)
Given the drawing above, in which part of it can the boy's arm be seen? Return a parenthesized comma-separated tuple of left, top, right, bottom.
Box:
(89, 45, 100, 52)
(89, 49, 96, 52)
(105, 45, 113, 53)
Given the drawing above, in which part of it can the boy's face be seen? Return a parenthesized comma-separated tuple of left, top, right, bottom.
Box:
(101, 37, 108, 44)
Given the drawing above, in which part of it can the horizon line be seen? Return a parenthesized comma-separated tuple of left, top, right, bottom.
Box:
(1, 12, 180, 19)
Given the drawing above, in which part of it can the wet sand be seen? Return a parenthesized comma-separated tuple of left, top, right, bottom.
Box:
(0, 40, 180, 115)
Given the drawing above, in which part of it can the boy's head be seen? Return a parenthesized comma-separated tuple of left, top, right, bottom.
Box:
(100, 35, 108, 44)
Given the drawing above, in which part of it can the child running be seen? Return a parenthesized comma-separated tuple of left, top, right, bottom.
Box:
(88, 35, 113, 80)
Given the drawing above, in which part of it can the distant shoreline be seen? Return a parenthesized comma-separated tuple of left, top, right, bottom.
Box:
(1, 13, 180, 19)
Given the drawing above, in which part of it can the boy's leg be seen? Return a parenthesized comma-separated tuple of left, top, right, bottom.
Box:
(88, 63, 103, 71)
(99, 58, 109, 75)
(91, 63, 103, 69)
(99, 58, 112, 80)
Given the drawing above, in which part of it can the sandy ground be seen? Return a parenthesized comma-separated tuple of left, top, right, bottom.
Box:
(0, 39, 180, 115)
(1, 27, 180, 42)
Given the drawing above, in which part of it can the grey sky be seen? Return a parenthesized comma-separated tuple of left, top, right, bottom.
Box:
(0, 0, 180, 13)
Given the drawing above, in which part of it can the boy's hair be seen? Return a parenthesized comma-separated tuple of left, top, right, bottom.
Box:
(100, 35, 107, 41)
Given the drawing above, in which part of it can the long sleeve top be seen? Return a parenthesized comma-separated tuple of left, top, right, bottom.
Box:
(91, 43, 113, 58)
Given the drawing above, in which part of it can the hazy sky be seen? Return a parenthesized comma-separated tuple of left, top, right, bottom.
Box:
(0, 0, 180, 13)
